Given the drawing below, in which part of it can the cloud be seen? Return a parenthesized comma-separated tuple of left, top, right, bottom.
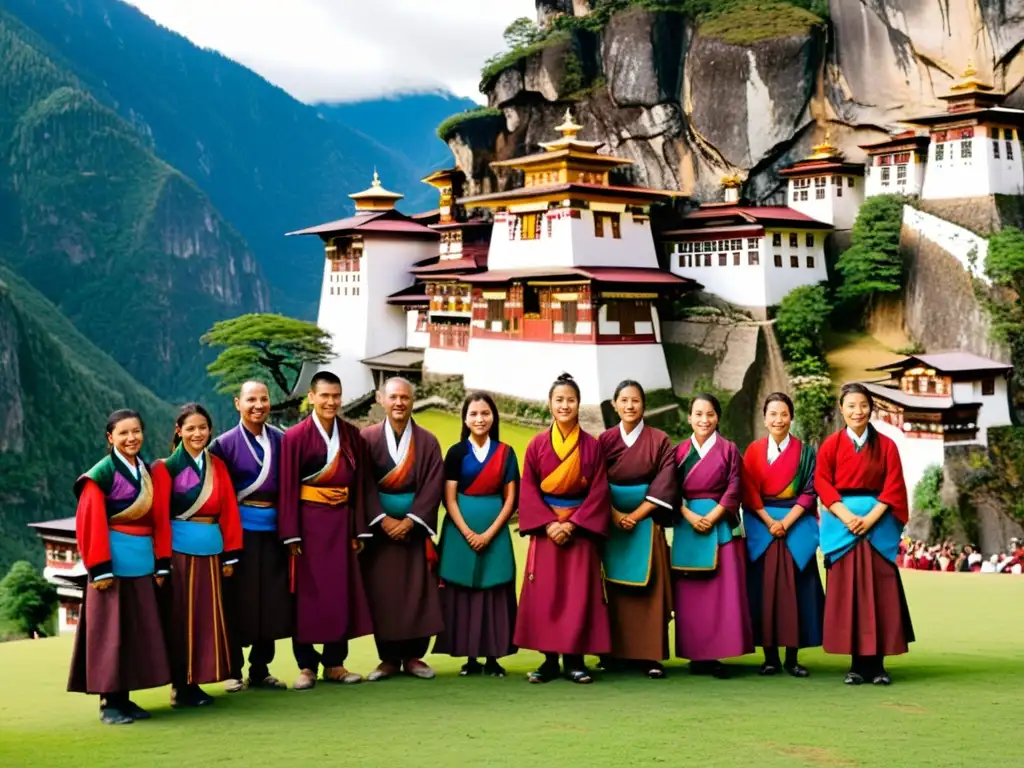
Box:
(127, 0, 537, 103)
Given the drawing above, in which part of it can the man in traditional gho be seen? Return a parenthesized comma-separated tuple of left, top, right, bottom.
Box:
(361, 376, 445, 681)
(279, 371, 376, 689)
(209, 381, 292, 692)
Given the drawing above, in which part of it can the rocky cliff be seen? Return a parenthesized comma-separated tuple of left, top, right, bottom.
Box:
(447, 0, 1024, 203)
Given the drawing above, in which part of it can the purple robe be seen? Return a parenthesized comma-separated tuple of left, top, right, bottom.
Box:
(513, 426, 611, 655)
(210, 423, 293, 647)
(360, 420, 445, 643)
(278, 416, 374, 645)
(672, 435, 754, 661)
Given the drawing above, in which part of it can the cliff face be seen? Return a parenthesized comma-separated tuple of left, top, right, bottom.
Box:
(450, 1, 1024, 202)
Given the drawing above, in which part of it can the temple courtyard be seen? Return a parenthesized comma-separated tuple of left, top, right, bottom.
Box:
(0, 410, 1021, 767)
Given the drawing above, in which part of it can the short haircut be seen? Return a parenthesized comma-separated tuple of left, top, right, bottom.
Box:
(381, 376, 415, 396)
(239, 380, 271, 397)
(310, 370, 342, 392)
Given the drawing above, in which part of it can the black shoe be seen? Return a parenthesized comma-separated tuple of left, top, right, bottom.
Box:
(759, 663, 780, 676)
(122, 700, 152, 720)
(527, 660, 561, 684)
(172, 685, 215, 708)
(483, 659, 506, 678)
(99, 707, 134, 725)
(645, 663, 667, 679)
(459, 658, 483, 677)
(784, 663, 810, 678)
(872, 671, 892, 686)
(566, 668, 594, 684)
(843, 671, 864, 685)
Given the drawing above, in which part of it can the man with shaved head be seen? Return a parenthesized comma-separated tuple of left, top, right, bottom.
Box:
(361, 376, 445, 681)
(210, 380, 292, 692)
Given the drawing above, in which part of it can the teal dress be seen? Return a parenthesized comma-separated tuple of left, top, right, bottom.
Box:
(433, 438, 520, 659)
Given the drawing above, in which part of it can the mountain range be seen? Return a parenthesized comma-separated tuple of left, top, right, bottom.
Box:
(0, 0, 474, 569)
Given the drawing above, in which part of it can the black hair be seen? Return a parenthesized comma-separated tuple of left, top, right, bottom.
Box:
(762, 392, 795, 418)
(690, 392, 722, 420)
(171, 402, 213, 450)
(106, 409, 144, 436)
(613, 379, 646, 407)
(460, 391, 501, 443)
(839, 382, 874, 410)
(310, 370, 342, 392)
(548, 372, 581, 401)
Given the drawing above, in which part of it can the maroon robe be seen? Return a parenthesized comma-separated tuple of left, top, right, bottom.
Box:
(598, 424, 676, 661)
(360, 420, 445, 644)
(278, 415, 374, 645)
(514, 426, 611, 656)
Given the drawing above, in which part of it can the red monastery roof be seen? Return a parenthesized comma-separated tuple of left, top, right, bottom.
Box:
(871, 352, 1012, 375)
(286, 209, 438, 239)
(859, 132, 930, 152)
(777, 159, 865, 177)
(664, 205, 832, 234)
(463, 267, 695, 287)
(386, 284, 429, 306)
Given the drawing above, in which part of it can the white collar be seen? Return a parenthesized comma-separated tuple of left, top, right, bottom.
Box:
(313, 415, 340, 465)
(846, 427, 869, 448)
(691, 431, 717, 460)
(385, 419, 413, 466)
(767, 433, 791, 465)
(469, 436, 491, 464)
(619, 419, 644, 448)
(241, 420, 269, 446)
(188, 449, 205, 471)
(113, 448, 139, 479)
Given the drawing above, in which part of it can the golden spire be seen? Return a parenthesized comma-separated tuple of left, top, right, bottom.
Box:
(349, 170, 404, 211)
(808, 130, 842, 160)
(555, 108, 583, 141)
(949, 57, 993, 93)
(721, 173, 742, 188)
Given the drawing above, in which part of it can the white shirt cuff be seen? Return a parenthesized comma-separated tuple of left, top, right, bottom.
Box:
(368, 513, 386, 527)
(92, 573, 113, 583)
(155, 569, 169, 576)
(357, 532, 374, 539)
(282, 537, 301, 545)
(408, 514, 437, 537)
(222, 558, 239, 566)
(646, 495, 673, 510)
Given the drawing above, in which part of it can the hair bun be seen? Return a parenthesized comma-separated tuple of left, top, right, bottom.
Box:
(556, 372, 575, 383)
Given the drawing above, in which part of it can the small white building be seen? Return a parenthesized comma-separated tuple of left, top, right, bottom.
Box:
(27, 518, 84, 635)
(288, 173, 438, 400)
(903, 62, 1024, 200)
(778, 136, 865, 231)
(663, 193, 832, 313)
(860, 132, 931, 198)
(859, 351, 1014, 499)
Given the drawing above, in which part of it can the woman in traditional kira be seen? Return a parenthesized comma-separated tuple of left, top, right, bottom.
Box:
(155, 403, 243, 708)
(741, 392, 825, 678)
(513, 372, 611, 684)
(433, 391, 520, 677)
(815, 383, 914, 685)
(67, 409, 172, 725)
(597, 380, 676, 679)
(671, 394, 754, 678)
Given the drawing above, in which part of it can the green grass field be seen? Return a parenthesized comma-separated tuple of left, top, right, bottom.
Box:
(2, 411, 1022, 767)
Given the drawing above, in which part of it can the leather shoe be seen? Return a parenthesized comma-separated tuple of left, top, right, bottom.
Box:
(100, 707, 134, 725)
(323, 666, 363, 684)
(367, 661, 399, 682)
(224, 678, 245, 693)
(249, 675, 287, 690)
(293, 669, 317, 691)
(404, 659, 436, 679)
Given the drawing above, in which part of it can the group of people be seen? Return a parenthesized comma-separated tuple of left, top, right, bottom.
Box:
(68, 370, 916, 726)
(899, 538, 1024, 574)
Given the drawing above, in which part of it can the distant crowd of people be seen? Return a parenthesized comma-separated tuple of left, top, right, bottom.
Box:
(897, 537, 1024, 574)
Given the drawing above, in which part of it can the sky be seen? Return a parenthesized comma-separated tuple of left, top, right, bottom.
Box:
(127, 0, 538, 104)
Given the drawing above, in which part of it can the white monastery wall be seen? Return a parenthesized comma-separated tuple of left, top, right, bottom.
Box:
(789, 175, 863, 230)
(405, 310, 429, 349)
(922, 132, 1024, 199)
(464, 339, 672, 405)
(902, 205, 990, 284)
(424, 347, 469, 377)
(865, 156, 926, 198)
(873, 419, 945, 507)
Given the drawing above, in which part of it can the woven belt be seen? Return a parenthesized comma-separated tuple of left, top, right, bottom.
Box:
(300, 485, 350, 506)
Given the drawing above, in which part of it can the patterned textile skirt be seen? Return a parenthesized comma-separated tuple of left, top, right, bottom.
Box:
(165, 553, 232, 686)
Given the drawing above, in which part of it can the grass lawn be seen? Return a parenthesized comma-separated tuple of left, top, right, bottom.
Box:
(2, 411, 1022, 766)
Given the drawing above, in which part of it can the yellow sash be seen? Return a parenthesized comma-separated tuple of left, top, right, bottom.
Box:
(300, 485, 350, 506)
(540, 423, 584, 497)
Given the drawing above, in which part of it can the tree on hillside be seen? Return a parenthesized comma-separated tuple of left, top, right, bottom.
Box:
(0, 562, 56, 638)
(774, 283, 832, 374)
(503, 17, 542, 49)
(836, 194, 906, 310)
(790, 375, 834, 446)
(200, 314, 333, 416)
(982, 227, 1024, 401)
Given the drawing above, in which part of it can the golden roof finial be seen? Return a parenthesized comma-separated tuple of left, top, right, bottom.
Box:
(949, 58, 993, 93)
(809, 130, 842, 160)
(371, 168, 381, 187)
(555, 108, 583, 140)
(721, 173, 742, 188)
